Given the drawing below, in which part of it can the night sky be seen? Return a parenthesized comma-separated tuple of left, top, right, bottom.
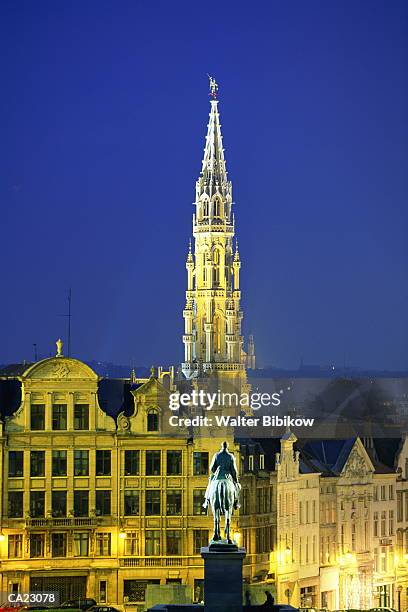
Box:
(1, 1, 407, 371)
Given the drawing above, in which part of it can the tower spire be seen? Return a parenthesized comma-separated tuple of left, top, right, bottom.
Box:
(197, 77, 230, 200)
(182, 80, 245, 381)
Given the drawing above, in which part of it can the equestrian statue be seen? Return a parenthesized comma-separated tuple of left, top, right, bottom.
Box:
(203, 441, 241, 544)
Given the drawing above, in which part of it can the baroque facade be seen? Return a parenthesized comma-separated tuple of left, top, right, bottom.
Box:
(0, 355, 407, 609)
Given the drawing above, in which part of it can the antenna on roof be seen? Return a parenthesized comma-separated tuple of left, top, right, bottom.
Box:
(58, 288, 72, 357)
(67, 288, 72, 357)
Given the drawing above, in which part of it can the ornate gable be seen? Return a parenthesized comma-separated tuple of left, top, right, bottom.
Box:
(23, 358, 98, 381)
(341, 442, 374, 480)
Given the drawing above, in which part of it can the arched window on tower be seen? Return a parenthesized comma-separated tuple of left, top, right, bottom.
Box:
(202, 200, 209, 218)
(203, 253, 207, 285)
(213, 248, 221, 287)
(214, 315, 222, 354)
(213, 198, 222, 218)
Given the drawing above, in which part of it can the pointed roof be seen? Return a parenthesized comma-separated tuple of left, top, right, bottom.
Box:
(197, 99, 231, 199)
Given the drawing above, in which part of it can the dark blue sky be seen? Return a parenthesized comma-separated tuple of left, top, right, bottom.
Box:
(1, 0, 407, 370)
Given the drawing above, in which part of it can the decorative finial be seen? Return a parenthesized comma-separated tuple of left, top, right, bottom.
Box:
(186, 239, 194, 263)
(234, 239, 240, 261)
(208, 75, 218, 99)
(56, 338, 63, 357)
(150, 365, 156, 378)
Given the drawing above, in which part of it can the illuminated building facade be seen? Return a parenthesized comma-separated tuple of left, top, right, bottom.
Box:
(0, 83, 406, 611)
(0, 355, 407, 609)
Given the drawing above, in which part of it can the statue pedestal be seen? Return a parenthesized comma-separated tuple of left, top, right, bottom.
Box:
(201, 543, 246, 612)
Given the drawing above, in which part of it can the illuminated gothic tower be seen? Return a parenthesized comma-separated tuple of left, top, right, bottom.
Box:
(182, 79, 245, 382)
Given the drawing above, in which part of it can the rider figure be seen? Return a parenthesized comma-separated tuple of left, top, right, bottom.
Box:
(203, 441, 241, 542)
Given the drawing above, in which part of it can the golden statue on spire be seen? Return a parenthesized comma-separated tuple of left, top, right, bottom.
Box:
(208, 75, 218, 99)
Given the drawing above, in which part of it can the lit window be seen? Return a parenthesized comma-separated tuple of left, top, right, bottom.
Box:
(145, 530, 160, 556)
(124, 531, 139, 555)
(8, 534, 22, 558)
(73, 532, 89, 556)
(95, 533, 111, 556)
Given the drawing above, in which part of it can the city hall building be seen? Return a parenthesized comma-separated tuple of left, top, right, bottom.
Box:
(1, 83, 408, 610)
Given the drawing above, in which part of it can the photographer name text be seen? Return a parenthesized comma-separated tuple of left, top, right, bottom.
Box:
(168, 415, 315, 428)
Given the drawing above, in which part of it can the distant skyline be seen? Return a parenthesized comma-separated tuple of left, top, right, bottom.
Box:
(1, 1, 407, 370)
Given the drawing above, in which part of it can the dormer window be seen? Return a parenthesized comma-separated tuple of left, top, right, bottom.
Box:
(147, 411, 159, 432)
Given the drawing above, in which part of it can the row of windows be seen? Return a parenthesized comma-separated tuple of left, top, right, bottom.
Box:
(373, 484, 395, 501)
(299, 535, 318, 565)
(9, 450, 209, 478)
(198, 199, 224, 220)
(31, 404, 160, 433)
(299, 500, 318, 524)
(7, 529, 209, 559)
(10, 450, 111, 477)
(373, 510, 395, 537)
(374, 546, 393, 573)
(244, 454, 264, 472)
(8, 488, 209, 518)
(31, 404, 89, 431)
(340, 521, 370, 553)
(240, 486, 273, 515)
(320, 534, 337, 565)
(339, 496, 369, 511)
(320, 501, 336, 524)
